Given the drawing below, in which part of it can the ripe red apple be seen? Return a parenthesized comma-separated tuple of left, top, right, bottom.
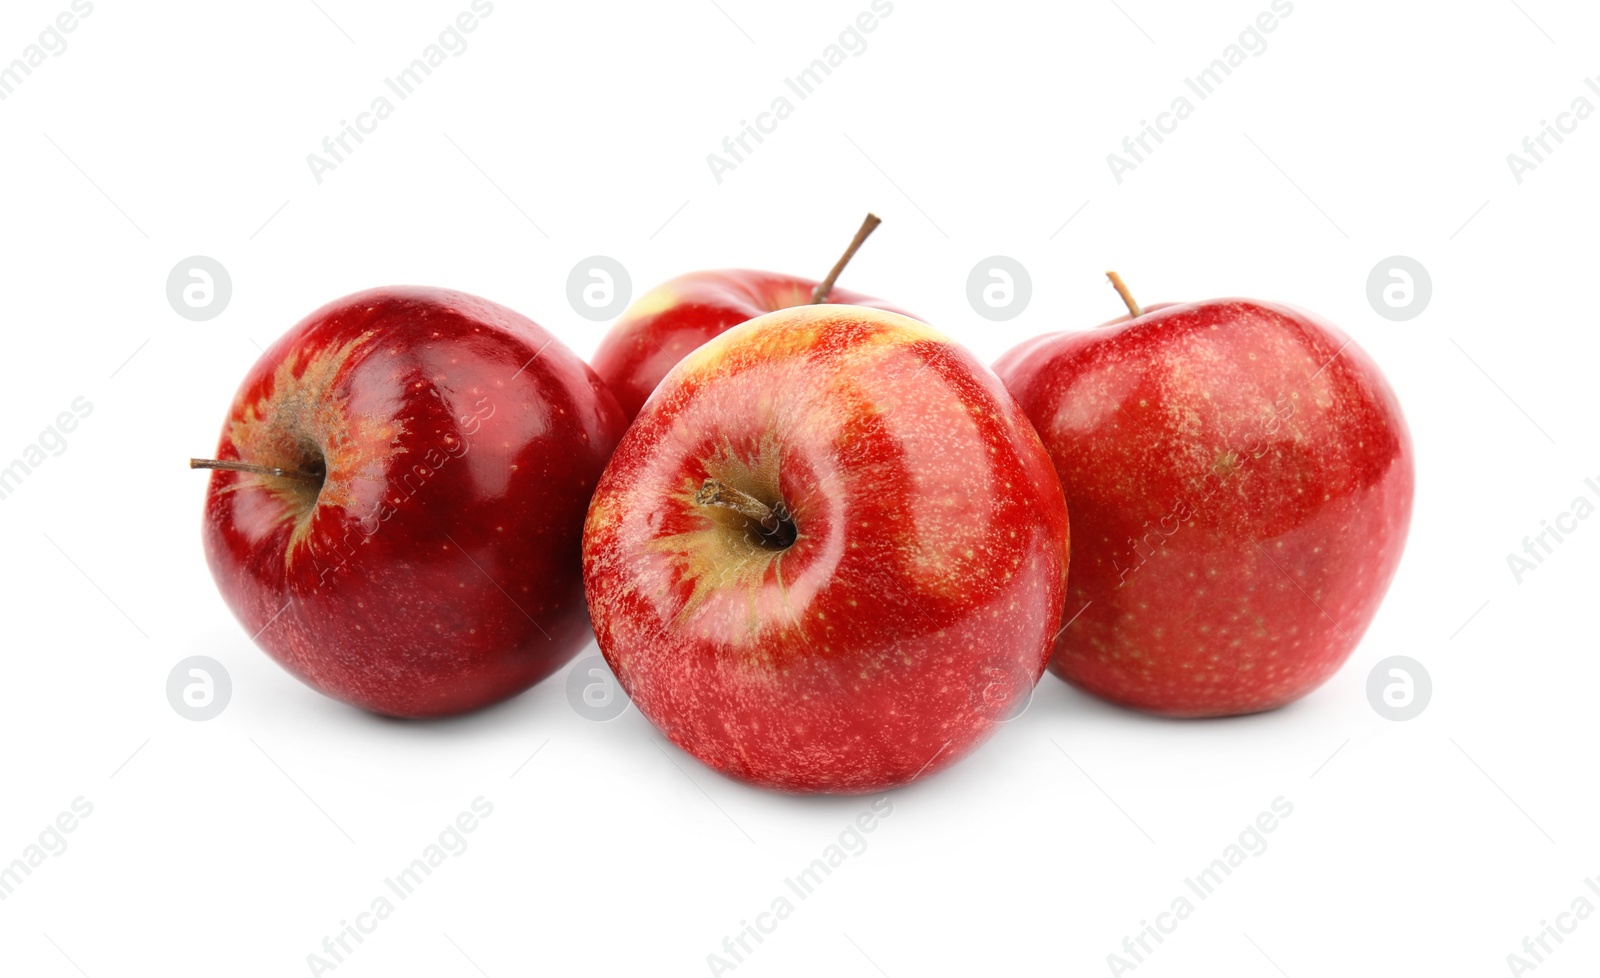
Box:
(582, 304, 1070, 793)
(993, 274, 1414, 717)
(590, 214, 915, 419)
(194, 286, 626, 718)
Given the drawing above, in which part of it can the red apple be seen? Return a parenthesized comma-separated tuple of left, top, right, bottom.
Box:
(590, 214, 915, 419)
(582, 304, 1070, 792)
(993, 274, 1414, 717)
(194, 286, 626, 718)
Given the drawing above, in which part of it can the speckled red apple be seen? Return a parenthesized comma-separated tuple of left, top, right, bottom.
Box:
(993, 275, 1413, 717)
(583, 304, 1070, 793)
(195, 286, 626, 718)
(590, 215, 914, 420)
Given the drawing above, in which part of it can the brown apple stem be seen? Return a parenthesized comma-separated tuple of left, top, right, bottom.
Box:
(694, 479, 777, 524)
(811, 213, 882, 304)
(695, 479, 798, 549)
(189, 457, 321, 484)
(1106, 270, 1143, 318)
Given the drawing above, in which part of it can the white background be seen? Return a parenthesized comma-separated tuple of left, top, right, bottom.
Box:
(1, 1, 1596, 975)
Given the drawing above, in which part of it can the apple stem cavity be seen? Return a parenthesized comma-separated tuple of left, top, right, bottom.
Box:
(811, 213, 882, 304)
(1106, 270, 1143, 318)
(189, 457, 323, 485)
(694, 478, 798, 550)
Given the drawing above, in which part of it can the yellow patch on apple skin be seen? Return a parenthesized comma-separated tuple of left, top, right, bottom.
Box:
(617, 283, 680, 323)
(585, 490, 621, 538)
(223, 330, 409, 561)
(673, 305, 948, 384)
(768, 283, 812, 310)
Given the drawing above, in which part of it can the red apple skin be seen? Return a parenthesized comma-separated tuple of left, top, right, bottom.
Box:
(590, 269, 914, 420)
(200, 286, 627, 718)
(994, 299, 1414, 718)
(583, 304, 1070, 793)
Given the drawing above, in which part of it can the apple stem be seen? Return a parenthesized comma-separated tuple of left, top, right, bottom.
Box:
(695, 479, 776, 523)
(189, 457, 322, 484)
(1106, 271, 1143, 318)
(694, 479, 797, 548)
(811, 213, 882, 304)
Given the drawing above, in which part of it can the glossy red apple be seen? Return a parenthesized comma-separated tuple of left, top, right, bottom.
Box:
(194, 286, 626, 718)
(993, 274, 1414, 717)
(582, 304, 1070, 792)
(590, 214, 915, 419)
